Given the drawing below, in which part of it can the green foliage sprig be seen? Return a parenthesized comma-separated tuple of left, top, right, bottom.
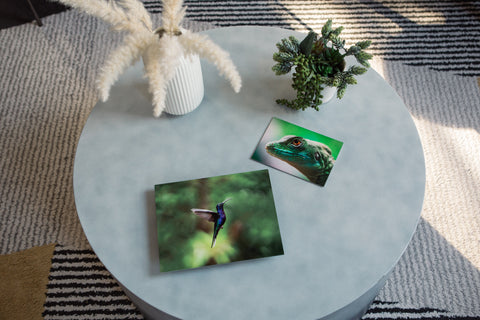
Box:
(272, 19, 373, 111)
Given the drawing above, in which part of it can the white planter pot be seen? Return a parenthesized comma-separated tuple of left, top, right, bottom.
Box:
(164, 54, 204, 115)
(321, 85, 336, 104)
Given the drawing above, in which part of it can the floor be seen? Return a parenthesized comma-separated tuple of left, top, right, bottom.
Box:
(0, 0, 67, 29)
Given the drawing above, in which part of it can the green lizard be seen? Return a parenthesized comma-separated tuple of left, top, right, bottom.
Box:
(265, 135, 335, 186)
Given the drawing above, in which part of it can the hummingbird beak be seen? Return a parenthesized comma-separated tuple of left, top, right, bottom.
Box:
(222, 198, 231, 204)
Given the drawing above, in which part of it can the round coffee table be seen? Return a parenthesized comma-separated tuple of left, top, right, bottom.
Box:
(74, 27, 425, 320)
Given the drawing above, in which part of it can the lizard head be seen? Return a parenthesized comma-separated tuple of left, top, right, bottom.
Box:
(265, 135, 335, 184)
(266, 135, 314, 164)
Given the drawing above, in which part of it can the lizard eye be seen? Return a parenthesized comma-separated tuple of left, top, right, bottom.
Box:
(291, 138, 303, 147)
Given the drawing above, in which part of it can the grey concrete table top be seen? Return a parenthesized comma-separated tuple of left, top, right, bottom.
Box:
(73, 26, 425, 320)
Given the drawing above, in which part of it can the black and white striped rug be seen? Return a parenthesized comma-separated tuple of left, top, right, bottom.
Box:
(145, 0, 480, 77)
(42, 246, 142, 320)
(42, 245, 479, 319)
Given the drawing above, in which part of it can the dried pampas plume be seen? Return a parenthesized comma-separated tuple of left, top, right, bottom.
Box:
(55, 0, 242, 117)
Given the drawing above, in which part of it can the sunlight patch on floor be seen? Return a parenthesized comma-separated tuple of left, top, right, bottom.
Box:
(371, 56, 387, 79)
(413, 119, 480, 271)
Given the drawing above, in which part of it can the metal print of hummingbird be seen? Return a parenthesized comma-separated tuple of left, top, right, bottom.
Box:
(191, 198, 231, 248)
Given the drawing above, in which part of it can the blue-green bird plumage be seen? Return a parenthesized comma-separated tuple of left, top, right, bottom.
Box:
(191, 198, 230, 248)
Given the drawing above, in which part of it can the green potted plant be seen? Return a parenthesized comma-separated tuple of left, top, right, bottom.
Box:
(272, 19, 373, 111)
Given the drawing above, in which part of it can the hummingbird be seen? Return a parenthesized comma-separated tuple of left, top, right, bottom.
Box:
(191, 198, 231, 248)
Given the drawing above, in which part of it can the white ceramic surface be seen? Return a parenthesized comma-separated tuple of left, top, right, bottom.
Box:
(74, 27, 425, 320)
(321, 85, 336, 104)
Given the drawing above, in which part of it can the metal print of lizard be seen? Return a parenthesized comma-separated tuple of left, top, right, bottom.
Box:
(251, 117, 343, 187)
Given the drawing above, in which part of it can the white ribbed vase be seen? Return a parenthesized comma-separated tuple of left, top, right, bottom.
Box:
(164, 54, 204, 115)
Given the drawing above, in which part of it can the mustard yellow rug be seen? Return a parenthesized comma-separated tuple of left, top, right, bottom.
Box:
(0, 244, 55, 320)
